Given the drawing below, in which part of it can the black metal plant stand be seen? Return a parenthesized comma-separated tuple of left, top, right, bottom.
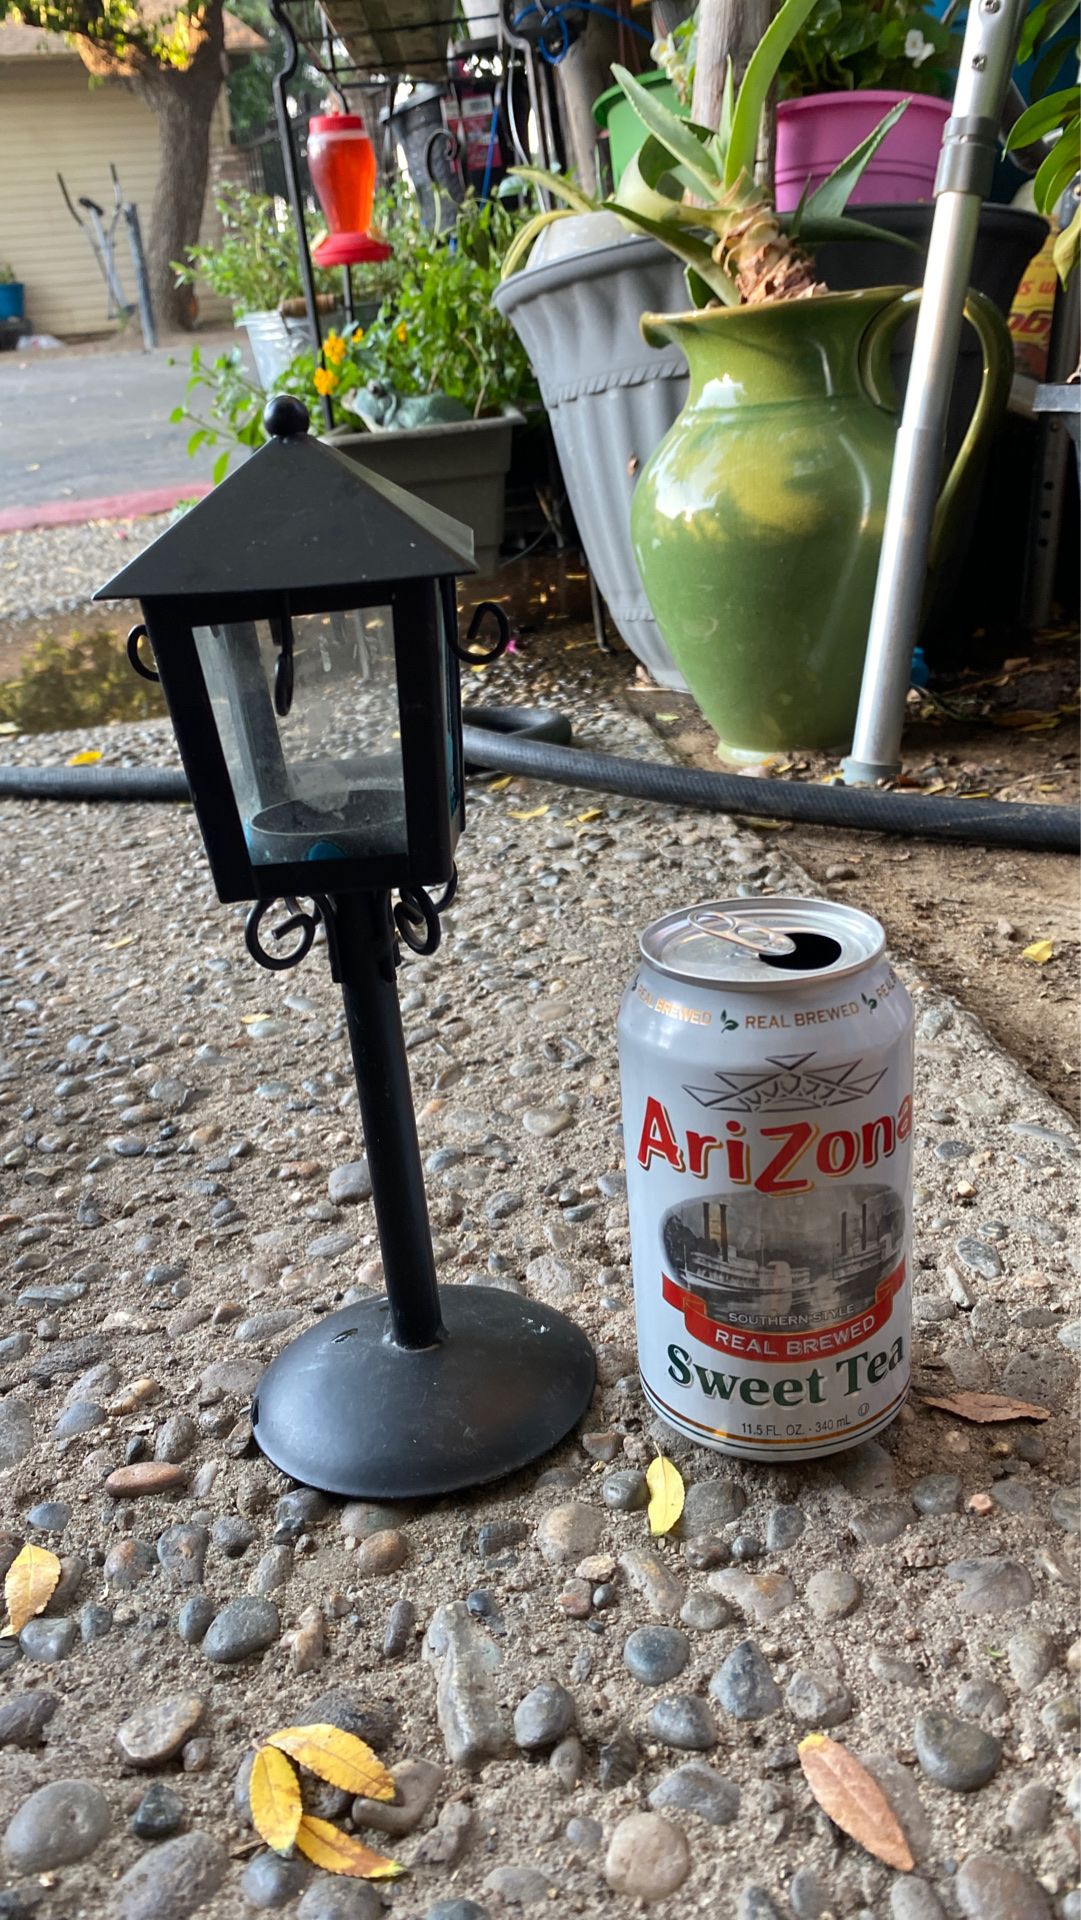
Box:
(248, 887, 596, 1499)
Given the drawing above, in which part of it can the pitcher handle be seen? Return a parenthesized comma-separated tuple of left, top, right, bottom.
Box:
(858, 286, 1013, 569)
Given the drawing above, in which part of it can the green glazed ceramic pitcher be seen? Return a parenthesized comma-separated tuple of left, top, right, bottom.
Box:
(630, 287, 1011, 761)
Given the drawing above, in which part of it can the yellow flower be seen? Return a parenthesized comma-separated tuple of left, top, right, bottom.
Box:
(313, 367, 339, 396)
(323, 331, 347, 366)
(395, 323, 408, 344)
(351, 326, 365, 345)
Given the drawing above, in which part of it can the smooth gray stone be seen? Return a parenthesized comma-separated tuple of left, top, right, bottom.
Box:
(0, 1401, 33, 1469)
(914, 1709, 1002, 1791)
(3, 1779, 110, 1871)
(648, 1762, 737, 1826)
(681, 1478, 745, 1533)
(784, 1669, 852, 1726)
(240, 1850, 312, 1909)
(911, 1473, 962, 1515)
(513, 1682, 576, 1751)
(116, 1831, 229, 1920)
(764, 1505, 805, 1550)
(622, 1625, 690, 1686)
(710, 1640, 780, 1720)
(18, 1618, 76, 1664)
(945, 1557, 1035, 1614)
(646, 1694, 718, 1751)
(423, 1601, 512, 1768)
(297, 1883, 382, 1919)
(201, 1597, 280, 1663)
(0, 1691, 58, 1749)
(955, 1851, 1053, 1920)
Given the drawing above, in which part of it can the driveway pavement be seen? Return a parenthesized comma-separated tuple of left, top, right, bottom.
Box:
(0, 330, 247, 513)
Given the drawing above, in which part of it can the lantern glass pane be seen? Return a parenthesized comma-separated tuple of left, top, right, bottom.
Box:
(193, 608, 406, 865)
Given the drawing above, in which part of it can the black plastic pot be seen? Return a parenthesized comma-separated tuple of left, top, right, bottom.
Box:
(815, 203, 1046, 463)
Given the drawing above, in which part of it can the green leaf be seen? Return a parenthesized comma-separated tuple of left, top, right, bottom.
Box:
(499, 207, 576, 278)
(607, 199, 738, 304)
(186, 429, 207, 457)
(803, 99, 909, 219)
(1005, 88, 1080, 153)
(168, 405, 184, 424)
(212, 451, 230, 486)
(1019, 0, 1079, 63)
(708, 58, 736, 176)
(507, 166, 596, 214)
(783, 211, 921, 250)
(610, 63, 723, 196)
(617, 143, 708, 228)
(726, 0, 822, 187)
(1053, 201, 1080, 283)
(1033, 122, 1080, 215)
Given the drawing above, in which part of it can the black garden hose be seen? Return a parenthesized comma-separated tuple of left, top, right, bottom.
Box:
(0, 707, 1075, 853)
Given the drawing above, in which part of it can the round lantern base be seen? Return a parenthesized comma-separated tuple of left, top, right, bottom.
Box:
(313, 232, 392, 267)
(250, 1284, 597, 1499)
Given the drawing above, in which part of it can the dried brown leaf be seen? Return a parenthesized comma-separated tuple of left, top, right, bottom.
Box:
(2, 1544, 62, 1636)
(267, 1724, 395, 1800)
(921, 1392, 1050, 1424)
(293, 1815, 404, 1879)
(249, 1744, 302, 1855)
(798, 1734, 914, 1872)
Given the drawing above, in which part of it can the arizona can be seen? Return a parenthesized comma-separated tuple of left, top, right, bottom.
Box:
(618, 898, 914, 1461)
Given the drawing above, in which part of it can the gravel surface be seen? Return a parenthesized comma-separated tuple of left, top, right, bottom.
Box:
(0, 629, 1077, 1919)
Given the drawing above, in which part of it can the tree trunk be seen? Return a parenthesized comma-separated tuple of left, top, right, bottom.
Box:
(555, 12, 646, 196)
(691, 0, 772, 129)
(132, 6, 225, 333)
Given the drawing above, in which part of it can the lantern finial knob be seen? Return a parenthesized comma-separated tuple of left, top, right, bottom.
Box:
(263, 395, 310, 441)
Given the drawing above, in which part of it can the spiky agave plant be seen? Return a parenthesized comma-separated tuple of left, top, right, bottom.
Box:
(501, 0, 910, 307)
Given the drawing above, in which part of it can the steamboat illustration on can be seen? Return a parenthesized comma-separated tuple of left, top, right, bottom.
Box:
(618, 898, 914, 1462)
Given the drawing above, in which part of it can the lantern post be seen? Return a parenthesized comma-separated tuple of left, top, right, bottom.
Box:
(95, 398, 596, 1498)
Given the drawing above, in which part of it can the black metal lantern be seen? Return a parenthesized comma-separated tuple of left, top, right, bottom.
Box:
(95, 397, 595, 1500)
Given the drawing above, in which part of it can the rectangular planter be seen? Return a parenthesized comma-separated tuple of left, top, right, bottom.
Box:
(327, 409, 521, 573)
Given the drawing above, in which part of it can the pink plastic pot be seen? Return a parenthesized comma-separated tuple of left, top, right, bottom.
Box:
(775, 90, 952, 212)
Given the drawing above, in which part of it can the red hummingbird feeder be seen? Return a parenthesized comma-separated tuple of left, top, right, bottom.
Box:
(308, 111, 391, 268)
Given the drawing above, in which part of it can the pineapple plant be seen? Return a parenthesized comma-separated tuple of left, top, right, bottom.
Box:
(501, 0, 911, 308)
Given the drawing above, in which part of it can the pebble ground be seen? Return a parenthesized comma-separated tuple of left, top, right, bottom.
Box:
(0, 628, 1077, 1920)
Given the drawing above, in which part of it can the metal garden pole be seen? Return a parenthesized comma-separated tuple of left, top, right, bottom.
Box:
(842, 0, 1028, 785)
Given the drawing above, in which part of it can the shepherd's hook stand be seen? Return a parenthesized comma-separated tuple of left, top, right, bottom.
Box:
(247, 887, 596, 1499)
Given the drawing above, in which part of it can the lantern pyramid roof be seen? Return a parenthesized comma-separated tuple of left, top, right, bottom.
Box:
(94, 426, 476, 602)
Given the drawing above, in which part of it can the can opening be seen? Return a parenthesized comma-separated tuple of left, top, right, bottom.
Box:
(760, 930, 843, 972)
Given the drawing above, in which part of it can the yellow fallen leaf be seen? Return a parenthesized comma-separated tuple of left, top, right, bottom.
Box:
(103, 935, 136, 951)
(645, 1455, 685, 1537)
(1023, 939, 1054, 965)
(508, 806, 549, 821)
(267, 1725, 395, 1800)
(240, 1013, 273, 1023)
(576, 808, 603, 822)
(799, 1734, 914, 1872)
(293, 1816, 404, 1879)
(249, 1744, 302, 1855)
(3, 1545, 62, 1636)
(487, 775, 514, 790)
(67, 749, 102, 766)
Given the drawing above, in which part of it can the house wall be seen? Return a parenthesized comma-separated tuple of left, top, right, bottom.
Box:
(0, 55, 233, 338)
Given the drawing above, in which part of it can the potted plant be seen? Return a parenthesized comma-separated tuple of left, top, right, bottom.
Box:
(0, 264, 24, 325)
(505, 9, 1012, 761)
(176, 194, 539, 572)
(495, 4, 924, 687)
(175, 185, 387, 386)
(653, 0, 959, 208)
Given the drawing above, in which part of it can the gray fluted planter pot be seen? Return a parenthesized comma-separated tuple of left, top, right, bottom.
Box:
(494, 228, 689, 687)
